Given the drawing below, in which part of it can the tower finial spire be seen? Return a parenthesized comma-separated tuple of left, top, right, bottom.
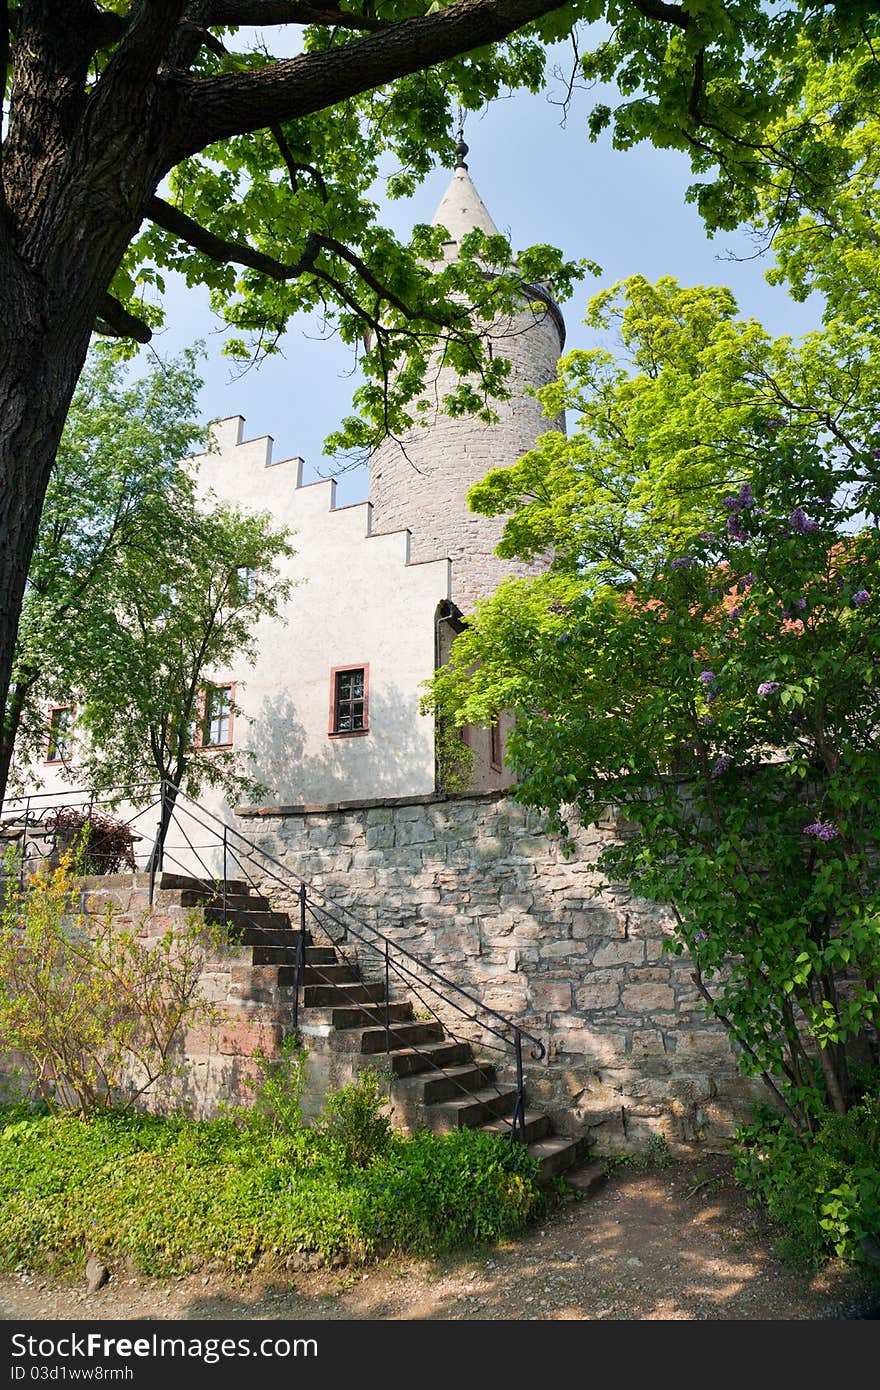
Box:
(454, 106, 469, 170)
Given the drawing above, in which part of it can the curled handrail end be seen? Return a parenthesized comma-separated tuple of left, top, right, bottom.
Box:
(530, 1041, 547, 1062)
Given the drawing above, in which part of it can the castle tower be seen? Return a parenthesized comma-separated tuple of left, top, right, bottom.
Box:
(368, 145, 565, 615)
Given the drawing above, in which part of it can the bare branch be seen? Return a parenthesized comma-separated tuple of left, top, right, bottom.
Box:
(270, 122, 329, 201)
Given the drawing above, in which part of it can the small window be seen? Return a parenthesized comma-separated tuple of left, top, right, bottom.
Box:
(329, 665, 369, 737)
(202, 684, 234, 748)
(230, 566, 258, 605)
(490, 719, 503, 771)
(46, 706, 75, 764)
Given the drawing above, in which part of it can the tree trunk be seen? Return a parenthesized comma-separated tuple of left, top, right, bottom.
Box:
(0, 257, 95, 805)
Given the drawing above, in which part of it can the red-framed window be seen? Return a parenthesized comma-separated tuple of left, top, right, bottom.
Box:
(45, 705, 75, 764)
(189, 683, 235, 749)
(329, 665, 369, 737)
(490, 719, 503, 771)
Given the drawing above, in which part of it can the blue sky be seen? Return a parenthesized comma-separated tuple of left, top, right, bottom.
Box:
(154, 48, 823, 507)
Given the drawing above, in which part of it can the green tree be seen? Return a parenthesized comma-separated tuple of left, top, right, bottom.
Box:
(427, 274, 880, 1132)
(2, 1, 871, 809)
(72, 498, 295, 841)
(2, 343, 204, 797)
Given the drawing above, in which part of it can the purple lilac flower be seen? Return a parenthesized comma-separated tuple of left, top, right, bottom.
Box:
(780, 607, 791, 619)
(721, 482, 755, 513)
(739, 482, 755, 508)
(803, 822, 839, 841)
(729, 606, 742, 620)
(852, 589, 871, 607)
(693, 931, 709, 943)
(699, 670, 716, 685)
(765, 416, 786, 432)
(698, 716, 714, 726)
(711, 755, 733, 778)
(757, 681, 781, 695)
(705, 688, 718, 704)
(727, 515, 748, 542)
(737, 573, 757, 592)
(697, 531, 716, 544)
(795, 597, 807, 611)
(789, 507, 819, 534)
(671, 556, 694, 570)
(872, 447, 880, 460)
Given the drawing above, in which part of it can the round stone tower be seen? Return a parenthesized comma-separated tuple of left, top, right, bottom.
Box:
(368, 150, 565, 615)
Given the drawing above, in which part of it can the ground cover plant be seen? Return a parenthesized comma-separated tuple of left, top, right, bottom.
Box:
(0, 1060, 544, 1279)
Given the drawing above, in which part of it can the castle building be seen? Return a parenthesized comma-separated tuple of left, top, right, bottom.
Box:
(5, 160, 760, 1156)
(31, 151, 564, 815)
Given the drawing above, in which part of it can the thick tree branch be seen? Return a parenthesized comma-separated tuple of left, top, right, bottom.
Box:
(628, 0, 689, 29)
(146, 193, 320, 277)
(206, 0, 387, 30)
(99, 0, 188, 91)
(168, 0, 574, 158)
(95, 294, 152, 343)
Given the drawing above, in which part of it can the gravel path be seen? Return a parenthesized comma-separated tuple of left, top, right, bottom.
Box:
(1, 1156, 877, 1322)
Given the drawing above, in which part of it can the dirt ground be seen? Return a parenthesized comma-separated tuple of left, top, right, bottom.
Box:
(1, 1155, 877, 1322)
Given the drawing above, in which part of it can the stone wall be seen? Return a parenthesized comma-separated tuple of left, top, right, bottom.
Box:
(239, 792, 765, 1155)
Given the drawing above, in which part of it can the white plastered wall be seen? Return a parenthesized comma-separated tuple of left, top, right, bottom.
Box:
(190, 416, 451, 809)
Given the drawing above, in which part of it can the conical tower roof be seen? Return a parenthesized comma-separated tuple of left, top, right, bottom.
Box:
(431, 164, 503, 254)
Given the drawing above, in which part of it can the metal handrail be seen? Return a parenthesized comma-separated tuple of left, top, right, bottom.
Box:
(159, 782, 546, 1061)
(2, 778, 546, 1142)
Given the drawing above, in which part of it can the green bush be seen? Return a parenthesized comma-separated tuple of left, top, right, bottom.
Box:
(317, 1066, 396, 1169)
(735, 1091, 880, 1274)
(237, 1036, 308, 1142)
(0, 1103, 544, 1279)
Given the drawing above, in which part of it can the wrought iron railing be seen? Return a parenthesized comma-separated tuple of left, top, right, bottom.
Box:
(0, 780, 546, 1143)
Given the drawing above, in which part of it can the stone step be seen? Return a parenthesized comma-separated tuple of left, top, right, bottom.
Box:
(562, 1159, 608, 1198)
(159, 873, 254, 896)
(239, 926, 303, 947)
(302, 980, 385, 1007)
(303, 946, 337, 965)
(329, 1000, 413, 1030)
(206, 907, 293, 932)
(387, 1040, 473, 1076)
(427, 1086, 519, 1132)
(481, 1109, 552, 1144)
(248, 940, 333, 964)
(176, 888, 273, 913)
(396, 1062, 496, 1105)
(251, 944, 303, 966)
(359, 1021, 445, 1053)
(526, 1134, 593, 1184)
(301, 961, 358, 984)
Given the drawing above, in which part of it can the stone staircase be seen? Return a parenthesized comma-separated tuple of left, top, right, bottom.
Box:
(168, 873, 592, 1184)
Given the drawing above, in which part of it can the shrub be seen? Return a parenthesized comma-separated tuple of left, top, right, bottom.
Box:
(238, 1036, 308, 1142)
(318, 1065, 396, 1169)
(736, 1090, 880, 1274)
(0, 852, 218, 1112)
(47, 807, 136, 875)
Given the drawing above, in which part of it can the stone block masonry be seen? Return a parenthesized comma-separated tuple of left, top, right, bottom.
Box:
(238, 791, 765, 1155)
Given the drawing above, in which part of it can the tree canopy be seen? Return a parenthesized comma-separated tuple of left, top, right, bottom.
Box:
(2, 1, 879, 808)
(426, 274, 880, 1133)
(1, 344, 205, 796)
